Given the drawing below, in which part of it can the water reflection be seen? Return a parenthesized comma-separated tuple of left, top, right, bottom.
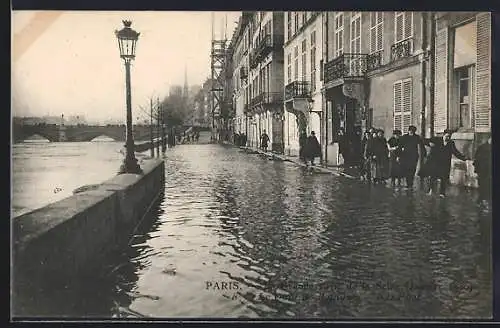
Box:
(20, 144, 491, 319)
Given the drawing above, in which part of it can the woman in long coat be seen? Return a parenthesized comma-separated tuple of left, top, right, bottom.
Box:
(387, 129, 403, 186)
(366, 129, 389, 184)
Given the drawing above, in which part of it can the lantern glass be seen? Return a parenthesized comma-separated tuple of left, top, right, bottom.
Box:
(115, 20, 140, 60)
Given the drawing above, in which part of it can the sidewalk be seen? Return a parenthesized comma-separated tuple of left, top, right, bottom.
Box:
(237, 144, 483, 204)
(239, 145, 360, 179)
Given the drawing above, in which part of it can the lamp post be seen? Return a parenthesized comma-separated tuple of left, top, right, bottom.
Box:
(115, 20, 142, 174)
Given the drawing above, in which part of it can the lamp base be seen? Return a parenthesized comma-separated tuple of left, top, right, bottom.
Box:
(118, 157, 143, 175)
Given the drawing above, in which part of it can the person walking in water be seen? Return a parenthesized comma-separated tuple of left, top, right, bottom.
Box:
(360, 128, 374, 181)
(304, 131, 322, 166)
(299, 130, 308, 163)
(387, 129, 403, 187)
(260, 129, 270, 152)
(366, 129, 388, 184)
(400, 125, 424, 190)
(420, 129, 468, 197)
(473, 136, 491, 209)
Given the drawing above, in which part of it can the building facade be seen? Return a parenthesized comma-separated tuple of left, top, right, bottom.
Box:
(433, 12, 491, 187)
(223, 11, 491, 188)
(229, 13, 252, 140)
(283, 11, 323, 156)
(245, 11, 285, 151)
(321, 11, 433, 166)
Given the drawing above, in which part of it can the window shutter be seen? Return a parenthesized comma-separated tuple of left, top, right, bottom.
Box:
(370, 29, 376, 53)
(404, 12, 413, 39)
(434, 27, 448, 134)
(395, 13, 404, 42)
(402, 79, 412, 133)
(475, 13, 491, 132)
(393, 81, 402, 130)
(376, 20, 383, 51)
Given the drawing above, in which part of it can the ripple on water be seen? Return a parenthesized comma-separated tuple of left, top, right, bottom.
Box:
(30, 143, 492, 319)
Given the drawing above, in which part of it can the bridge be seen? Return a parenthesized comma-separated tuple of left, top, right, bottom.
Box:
(12, 124, 154, 143)
(11, 124, 209, 143)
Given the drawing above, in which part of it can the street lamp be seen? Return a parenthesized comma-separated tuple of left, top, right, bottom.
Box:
(115, 20, 142, 174)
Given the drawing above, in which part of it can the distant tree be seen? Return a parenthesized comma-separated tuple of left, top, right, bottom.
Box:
(161, 92, 189, 127)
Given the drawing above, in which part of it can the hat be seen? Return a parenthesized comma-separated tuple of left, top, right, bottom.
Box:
(311, 131, 315, 135)
(393, 129, 402, 135)
(408, 125, 417, 132)
(443, 129, 453, 134)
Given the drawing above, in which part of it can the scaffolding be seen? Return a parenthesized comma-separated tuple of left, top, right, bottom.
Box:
(210, 13, 228, 142)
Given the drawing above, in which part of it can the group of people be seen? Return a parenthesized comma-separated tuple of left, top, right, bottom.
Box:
(234, 132, 248, 147)
(178, 130, 200, 144)
(299, 130, 322, 166)
(355, 125, 491, 207)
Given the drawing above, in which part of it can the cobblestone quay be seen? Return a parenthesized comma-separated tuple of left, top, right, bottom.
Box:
(26, 141, 491, 319)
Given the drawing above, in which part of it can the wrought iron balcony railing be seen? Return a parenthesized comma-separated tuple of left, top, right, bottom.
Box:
(249, 50, 259, 69)
(366, 50, 383, 71)
(284, 81, 311, 101)
(323, 54, 368, 83)
(250, 92, 283, 108)
(391, 38, 413, 62)
(240, 66, 248, 79)
(255, 34, 284, 61)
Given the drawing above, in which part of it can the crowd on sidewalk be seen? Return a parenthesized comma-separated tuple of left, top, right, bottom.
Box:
(232, 127, 491, 211)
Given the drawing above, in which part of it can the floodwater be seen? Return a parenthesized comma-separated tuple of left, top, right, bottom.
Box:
(14, 138, 492, 319)
(11, 138, 150, 218)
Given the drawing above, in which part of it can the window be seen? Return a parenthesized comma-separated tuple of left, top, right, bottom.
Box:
(393, 78, 412, 133)
(302, 11, 307, 25)
(456, 65, 475, 129)
(294, 46, 299, 80)
(394, 12, 413, 43)
(294, 12, 299, 34)
(334, 13, 344, 58)
(287, 52, 292, 84)
(349, 12, 362, 75)
(310, 31, 316, 92)
(301, 39, 307, 81)
(287, 12, 292, 40)
(370, 12, 384, 54)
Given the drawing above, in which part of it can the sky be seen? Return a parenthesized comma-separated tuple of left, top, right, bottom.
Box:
(12, 11, 240, 123)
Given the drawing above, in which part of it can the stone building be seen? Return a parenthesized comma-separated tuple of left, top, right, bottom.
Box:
(229, 12, 252, 139)
(433, 12, 491, 187)
(283, 12, 323, 156)
(223, 11, 491, 188)
(321, 11, 434, 165)
(246, 11, 285, 151)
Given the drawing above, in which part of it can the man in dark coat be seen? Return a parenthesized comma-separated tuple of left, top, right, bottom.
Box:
(304, 131, 322, 166)
(260, 130, 270, 152)
(473, 137, 491, 207)
(299, 130, 308, 163)
(400, 125, 424, 189)
(421, 129, 468, 197)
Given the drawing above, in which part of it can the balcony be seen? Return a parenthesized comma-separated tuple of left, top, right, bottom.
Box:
(249, 92, 283, 110)
(255, 34, 284, 61)
(240, 67, 248, 80)
(249, 50, 259, 69)
(366, 50, 383, 71)
(391, 38, 413, 62)
(284, 81, 311, 101)
(324, 54, 367, 84)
